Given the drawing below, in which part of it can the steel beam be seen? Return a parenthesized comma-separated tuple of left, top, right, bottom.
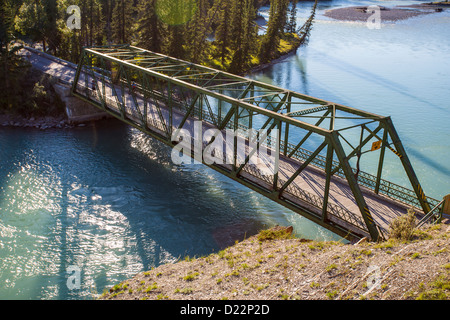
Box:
(383, 117, 432, 214)
(330, 131, 380, 241)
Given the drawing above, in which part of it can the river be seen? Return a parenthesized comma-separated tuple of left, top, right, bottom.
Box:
(0, 0, 449, 299)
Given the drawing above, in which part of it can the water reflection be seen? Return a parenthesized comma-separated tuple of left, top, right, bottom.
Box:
(3, 120, 336, 299)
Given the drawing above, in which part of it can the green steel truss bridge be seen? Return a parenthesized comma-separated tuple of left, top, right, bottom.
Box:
(71, 45, 442, 242)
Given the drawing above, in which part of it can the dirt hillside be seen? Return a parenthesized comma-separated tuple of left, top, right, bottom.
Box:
(100, 223, 449, 300)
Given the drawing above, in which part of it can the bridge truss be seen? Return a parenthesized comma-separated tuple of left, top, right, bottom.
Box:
(72, 45, 439, 241)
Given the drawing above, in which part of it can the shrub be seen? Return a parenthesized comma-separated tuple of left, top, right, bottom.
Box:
(183, 272, 199, 281)
(389, 209, 417, 241)
(326, 264, 337, 272)
(257, 226, 293, 242)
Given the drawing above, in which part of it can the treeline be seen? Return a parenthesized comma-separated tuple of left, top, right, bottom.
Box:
(6, 0, 301, 68)
(1, 0, 305, 111)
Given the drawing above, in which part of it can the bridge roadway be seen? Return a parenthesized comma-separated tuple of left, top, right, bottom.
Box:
(20, 46, 428, 241)
(20, 46, 79, 85)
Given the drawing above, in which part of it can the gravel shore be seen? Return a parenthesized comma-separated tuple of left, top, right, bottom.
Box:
(324, 5, 438, 22)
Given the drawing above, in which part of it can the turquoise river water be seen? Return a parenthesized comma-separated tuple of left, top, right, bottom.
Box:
(0, 0, 449, 299)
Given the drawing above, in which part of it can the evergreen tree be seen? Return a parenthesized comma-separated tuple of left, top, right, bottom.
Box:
(0, 0, 31, 111)
(277, 0, 290, 34)
(286, 0, 297, 34)
(241, 0, 258, 67)
(229, 0, 243, 53)
(258, 0, 277, 63)
(229, 0, 257, 73)
(43, 0, 60, 54)
(0, 0, 17, 50)
(78, 0, 104, 46)
(111, 0, 134, 44)
(56, 0, 104, 49)
(15, 0, 61, 54)
(101, 0, 114, 44)
(79, 0, 88, 46)
(15, 0, 49, 51)
(258, 0, 289, 63)
(214, 0, 230, 66)
(55, 0, 81, 62)
(166, 24, 185, 59)
(89, 0, 104, 46)
(163, 0, 198, 59)
(136, 0, 164, 53)
(186, 0, 210, 63)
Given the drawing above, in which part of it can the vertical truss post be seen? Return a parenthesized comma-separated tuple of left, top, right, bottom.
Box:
(249, 85, 254, 136)
(375, 126, 388, 194)
(233, 105, 239, 173)
(384, 117, 432, 213)
(283, 96, 291, 156)
(123, 66, 144, 125)
(331, 131, 380, 241)
(84, 52, 90, 90)
(145, 75, 169, 136)
(199, 89, 203, 121)
(107, 64, 126, 118)
(87, 64, 105, 108)
(218, 89, 223, 124)
(330, 105, 336, 131)
(118, 65, 126, 119)
(322, 139, 334, 221)
(168, 81, 173, 138)
(331, 123, 383, 176)
(141, 72, 148, 129)
(99, 57, 106, 105)
(272, 120, 282, 190)
(72, 50, 85, 94)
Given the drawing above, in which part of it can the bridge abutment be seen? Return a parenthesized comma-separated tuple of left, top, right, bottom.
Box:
(54, 82, 111, 124)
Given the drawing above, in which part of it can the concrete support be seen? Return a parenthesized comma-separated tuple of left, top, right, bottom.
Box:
(54, 83, 110, 123)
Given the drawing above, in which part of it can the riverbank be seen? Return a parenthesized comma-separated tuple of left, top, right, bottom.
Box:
(323, 4, 445, 22)
(100, 223, 449, 300)
(204, 33, 303, 76)
(0, 64, 70, 130)
(245, 40, 300, 75)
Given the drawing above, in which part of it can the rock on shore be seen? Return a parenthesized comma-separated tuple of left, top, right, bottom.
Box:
(0, 114, 75, 130)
